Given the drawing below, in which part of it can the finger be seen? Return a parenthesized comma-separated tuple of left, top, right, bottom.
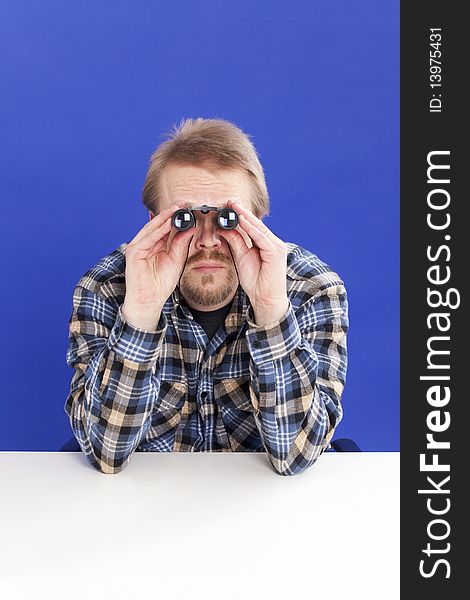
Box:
(129, 201, 183, 246)
(218, 228, 252, 266)
(147, 225, 191, 258)
(129, 216, 174, 254)
(227, 200, 283, 249)
(146, 237, 167, 258)
(236, 214, 277, 252)
(167, 228, 195, 266)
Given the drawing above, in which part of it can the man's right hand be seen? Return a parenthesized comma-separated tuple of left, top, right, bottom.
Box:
(122, 202, 194, 331)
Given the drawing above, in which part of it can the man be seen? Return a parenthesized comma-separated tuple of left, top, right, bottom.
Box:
(65, 117, 349, 476)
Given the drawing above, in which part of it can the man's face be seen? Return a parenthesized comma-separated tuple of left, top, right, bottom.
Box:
(154, 163, 254, 311)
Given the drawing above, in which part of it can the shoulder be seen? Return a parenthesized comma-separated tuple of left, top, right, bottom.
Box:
(285, 242, 347, 310)
(74, 242, 128, 306)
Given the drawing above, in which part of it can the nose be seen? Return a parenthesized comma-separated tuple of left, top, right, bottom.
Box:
(193, 213, 222, 251)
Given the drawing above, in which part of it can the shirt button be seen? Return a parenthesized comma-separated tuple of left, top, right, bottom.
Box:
(201, 391, 208, 399)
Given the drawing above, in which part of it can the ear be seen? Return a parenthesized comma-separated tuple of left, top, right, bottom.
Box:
(149, 212, 154, 221)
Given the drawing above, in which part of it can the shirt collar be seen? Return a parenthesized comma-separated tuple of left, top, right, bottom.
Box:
(162, 284, 252, 336)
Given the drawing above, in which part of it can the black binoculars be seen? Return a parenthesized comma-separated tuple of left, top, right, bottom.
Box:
(172, 205, 239, 231)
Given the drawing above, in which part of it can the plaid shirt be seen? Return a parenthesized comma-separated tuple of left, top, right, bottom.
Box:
(65, 241, 348, 476)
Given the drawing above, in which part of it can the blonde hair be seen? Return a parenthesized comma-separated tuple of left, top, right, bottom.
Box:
(142, 117, 269, 218)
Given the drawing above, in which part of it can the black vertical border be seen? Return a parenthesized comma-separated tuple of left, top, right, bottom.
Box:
(401, 2, 465, 596)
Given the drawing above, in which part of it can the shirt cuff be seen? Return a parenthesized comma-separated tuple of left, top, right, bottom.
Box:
(107, 304, 168, 363)
(245, 300, 302, 366)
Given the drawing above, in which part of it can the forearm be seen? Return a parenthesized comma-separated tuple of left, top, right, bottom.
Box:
(66, 299, 167, 474)
(68, 357, 161, 474)
(245, 286, 348, 476)
(248, 349, 342, 476)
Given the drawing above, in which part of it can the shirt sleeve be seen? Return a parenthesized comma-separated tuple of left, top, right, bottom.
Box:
(244, 281, 349, 476)
(64, 285, 168, 474)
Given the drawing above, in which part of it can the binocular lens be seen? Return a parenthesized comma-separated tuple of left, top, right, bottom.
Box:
(217, 208, 238, 229)
(172, 210, 194, 230)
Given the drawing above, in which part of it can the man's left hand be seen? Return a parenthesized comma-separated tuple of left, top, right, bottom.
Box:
(219, 200, 289, 327)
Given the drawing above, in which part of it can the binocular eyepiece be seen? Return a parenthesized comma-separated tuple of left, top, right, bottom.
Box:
(172, 205, 239, 231)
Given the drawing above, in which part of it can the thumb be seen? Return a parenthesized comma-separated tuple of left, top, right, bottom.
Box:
(218, 229, 249, 268)
(169, 229, 194, 269)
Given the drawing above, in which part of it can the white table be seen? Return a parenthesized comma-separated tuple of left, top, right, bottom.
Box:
(0, 452, 399, 600)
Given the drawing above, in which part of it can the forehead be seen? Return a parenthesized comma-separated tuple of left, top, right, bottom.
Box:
(159, 163, 252, 211)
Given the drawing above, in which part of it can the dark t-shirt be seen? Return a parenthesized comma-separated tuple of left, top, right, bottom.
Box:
(188, 301, 233, 341)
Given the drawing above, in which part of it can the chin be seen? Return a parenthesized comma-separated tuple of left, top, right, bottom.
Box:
(180, 271, 238, 308)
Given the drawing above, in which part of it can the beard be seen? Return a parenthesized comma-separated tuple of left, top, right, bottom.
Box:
(179, 262, 239, 308)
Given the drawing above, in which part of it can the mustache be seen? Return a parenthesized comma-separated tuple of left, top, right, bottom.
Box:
(187, 251, 230, 266)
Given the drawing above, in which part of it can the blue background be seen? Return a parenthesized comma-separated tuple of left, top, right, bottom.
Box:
(0, 1, 399, 451)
